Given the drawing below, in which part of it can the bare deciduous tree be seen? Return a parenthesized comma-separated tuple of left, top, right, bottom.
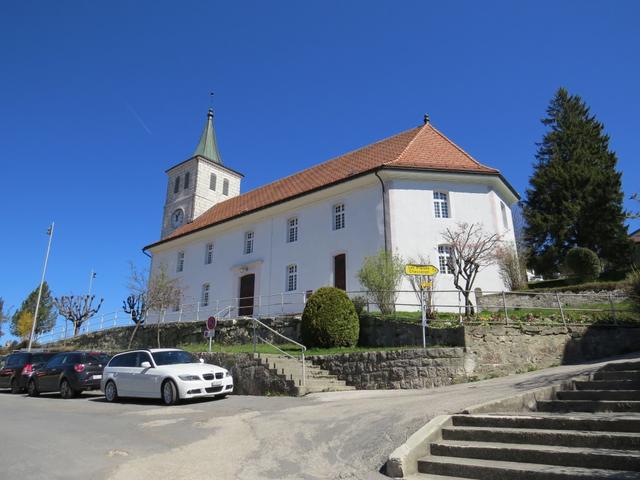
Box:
(128, 262, 182, 348)
(495, 244, 527, 291)
(123, 294, 147, 349)
(55, 295, 104, 336)
(405, 255, 438, 317)
(443, 222, 501, 316)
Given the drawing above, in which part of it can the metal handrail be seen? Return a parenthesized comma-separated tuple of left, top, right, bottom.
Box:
(250, 316, 306, 387)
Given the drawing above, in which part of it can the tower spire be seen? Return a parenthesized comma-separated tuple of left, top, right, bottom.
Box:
(193, 108, 223, 164)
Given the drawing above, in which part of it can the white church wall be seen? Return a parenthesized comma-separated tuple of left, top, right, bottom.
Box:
(387, 174, 518, 313)
(149, 176, 385, 319)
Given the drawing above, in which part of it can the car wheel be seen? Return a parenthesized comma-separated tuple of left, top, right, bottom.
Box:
(27, 380, 39, 397)
(60, 379, 76, 399)
(10, 377, 21, 394)
(161, 379, 179, 406)
(104, 381, 119, 403)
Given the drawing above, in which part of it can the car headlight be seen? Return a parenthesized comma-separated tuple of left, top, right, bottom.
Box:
(178, 375, 200, 381)
(225, 370, 231, 377)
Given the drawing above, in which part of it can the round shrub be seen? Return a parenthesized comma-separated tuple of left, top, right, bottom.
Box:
(565, 247, 601, 282)
(301, 287, 359, 348)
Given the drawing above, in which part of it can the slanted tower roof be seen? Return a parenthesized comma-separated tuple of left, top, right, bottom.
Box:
(193, 108, 223, 164)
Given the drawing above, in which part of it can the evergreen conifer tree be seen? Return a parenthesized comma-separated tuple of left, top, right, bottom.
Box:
(11, 282, 57, 336)
(523, 88, 630, 275)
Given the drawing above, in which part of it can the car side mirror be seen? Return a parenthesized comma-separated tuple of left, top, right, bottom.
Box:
(140, 361, 152, 369)
(199, 358, 204, 364)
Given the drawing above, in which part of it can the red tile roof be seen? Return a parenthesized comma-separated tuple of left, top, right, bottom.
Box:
(146, 123, 502, 249)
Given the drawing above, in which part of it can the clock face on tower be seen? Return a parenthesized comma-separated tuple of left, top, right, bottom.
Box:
(171, 209, 184, 228)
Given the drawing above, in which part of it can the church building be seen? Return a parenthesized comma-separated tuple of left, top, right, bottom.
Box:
(143, 110, 519, 318)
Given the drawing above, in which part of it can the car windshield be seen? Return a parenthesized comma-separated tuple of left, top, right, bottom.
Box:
(151, 350, 197, 366)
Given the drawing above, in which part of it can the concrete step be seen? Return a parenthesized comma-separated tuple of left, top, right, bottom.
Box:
(417, 455, 640, 479)
(451, 414, 640, 433)
(441, 426, 640, 450)
(558, 390, 640, 401)
(537, 400, 640, 413)
(429, 440, 640, 471)
(574, 380, 640, 391)
(603, 362, 640, 372)
(594, 371, 640, 381)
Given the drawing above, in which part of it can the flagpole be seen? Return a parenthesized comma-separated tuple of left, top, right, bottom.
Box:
(27, 222, 54, 352)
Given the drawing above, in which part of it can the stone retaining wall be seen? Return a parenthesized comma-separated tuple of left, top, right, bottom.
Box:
(464, 325, 640, 378)
(476, 289, 627, 312)
(197, 352, 296, 396)
(52, 316, 301, 351)
(309, 348, 468, 390)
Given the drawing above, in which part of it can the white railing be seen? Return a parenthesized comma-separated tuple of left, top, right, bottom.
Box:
(35, 288, 631, 345)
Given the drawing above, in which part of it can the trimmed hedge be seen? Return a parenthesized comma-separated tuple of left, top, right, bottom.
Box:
(301, 287, 359, 347)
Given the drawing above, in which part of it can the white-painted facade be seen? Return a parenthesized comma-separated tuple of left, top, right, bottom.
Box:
(149, 164, 518, 317)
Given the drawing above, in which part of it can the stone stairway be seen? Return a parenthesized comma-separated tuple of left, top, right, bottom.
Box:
(258, 353, 356, 396)
(412, 360, 640, 479)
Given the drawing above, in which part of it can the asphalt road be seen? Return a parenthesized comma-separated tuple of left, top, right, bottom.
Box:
(1, 356, 636, 480)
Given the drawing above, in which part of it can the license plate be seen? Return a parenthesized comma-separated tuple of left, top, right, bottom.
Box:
(92, 375, 102, 380)
(211, 381, 222, 387)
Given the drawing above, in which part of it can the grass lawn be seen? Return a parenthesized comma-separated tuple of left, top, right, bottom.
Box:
(367, 300, 637, 326)
(179, 342, 428, 356)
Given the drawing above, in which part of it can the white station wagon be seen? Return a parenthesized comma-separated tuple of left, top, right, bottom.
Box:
(101, 348, 233, 405)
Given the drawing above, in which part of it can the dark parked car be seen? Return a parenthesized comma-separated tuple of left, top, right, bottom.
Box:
(27, 351, 110, 399)
(0, 351, 57, 393)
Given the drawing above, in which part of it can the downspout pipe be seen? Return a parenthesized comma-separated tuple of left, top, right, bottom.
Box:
(374, 170, 389, 252)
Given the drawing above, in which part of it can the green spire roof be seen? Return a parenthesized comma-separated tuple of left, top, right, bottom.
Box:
(193, 108, 222, 164)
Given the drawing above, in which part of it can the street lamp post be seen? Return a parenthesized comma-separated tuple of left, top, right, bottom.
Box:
(27, 222, 54, 352)
(88, 269, 96, 298)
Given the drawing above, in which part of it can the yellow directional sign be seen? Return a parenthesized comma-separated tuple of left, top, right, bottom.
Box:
(405, 264, 439, 276)
(420, 281, 432, 289)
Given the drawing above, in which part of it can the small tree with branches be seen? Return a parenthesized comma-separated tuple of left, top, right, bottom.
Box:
(443, 222, 501, 316)
(357, 250, 404, 315)
(55, 295, 104, 336)
(128, 262, 182, 348)
(123, 294, 147, 349)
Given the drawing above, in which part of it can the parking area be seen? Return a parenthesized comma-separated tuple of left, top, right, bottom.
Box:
(1, 356, 635, 480)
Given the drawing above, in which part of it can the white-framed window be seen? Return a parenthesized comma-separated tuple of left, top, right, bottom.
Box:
(184, 171, 190, 189)
(438, 245, 453, 274)
(287, 217, 298, 243)
(205, 242, 214, 265)
(210, 173, 217, 191)
(433, 192, 450, 218)
(173, 175, 181, 194)
(500, 202, 509, 229)
(201, 283, 210, 307)
(176, 251, 185, 273)
(223, 178, 229, 196)
(333, 203, 345, 230)
(244, 231, 254, 254)
(286, 264, 298, 292)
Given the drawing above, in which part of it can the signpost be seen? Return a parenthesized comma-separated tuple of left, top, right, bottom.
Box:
(205, 316, 217, 352)
(405, 264, 438, 349)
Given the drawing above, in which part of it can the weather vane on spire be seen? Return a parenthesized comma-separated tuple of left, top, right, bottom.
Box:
(208, 91, 215, 115)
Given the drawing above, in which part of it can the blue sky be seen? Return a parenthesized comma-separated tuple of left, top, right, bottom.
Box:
(0, 1, 638, 339)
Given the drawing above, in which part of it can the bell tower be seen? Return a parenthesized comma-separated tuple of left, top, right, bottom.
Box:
(161, 109, 243, 238)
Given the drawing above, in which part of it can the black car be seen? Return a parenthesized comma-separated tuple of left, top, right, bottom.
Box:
(27, 351, 110, 399)
(0, 351, 57, 393)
